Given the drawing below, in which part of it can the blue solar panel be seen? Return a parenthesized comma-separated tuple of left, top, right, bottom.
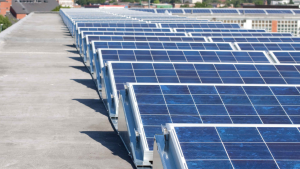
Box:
(191, 32, 292, 37)
(78, 27, 172, 32)
(94, 42, 232, 51)
(110, 62, 300, 97)
(82, 31, 186, 37)
(130, 9, 155, 13)
(266, 10, 293, 14)
(175, 28, 266, 33)
(236, 43, 300, 51)
(191, 9, 211, 13)
(293, 10, 300, 14)
(86, 35, 207, 43)
(150, 21, 222, 24)
(99, 49, 269, 63)
(270, 51, 300, 63)
(156, 9, 183, 13)
(76, 23, 158, 28)
(211, 9, 238, 13)
(211, 37, 300, 43)
(160, 23, 240, 28)
(127, 83, 300, 150)
(239, 9, 266, 14)
(168, 124, 300, 169)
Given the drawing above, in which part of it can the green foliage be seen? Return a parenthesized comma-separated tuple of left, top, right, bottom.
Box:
(0, 15, 12, 31)
(194, 1, 212, 7)
(254, 0, 264, 4)
(267, 0, 271, 4)
(52, 5, 70, 11)
(153, 0, 160, 3)
(289, 0, 294, 4)
(169, 0, 181, 3)
(180, 4, 189, 7)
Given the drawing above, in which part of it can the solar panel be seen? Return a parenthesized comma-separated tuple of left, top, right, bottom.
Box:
(161, 123, 300, 169)
(150, 21, 222, 24)
(76, 23, 158, 28)
(130, 9, 155, 13)
(175, 28, 266, 33)
(123, 83, 300, 151)
(188, 9, 211, 13)
(86, 35, 207, 44)
(81, 31, 186, 37)
(156, 9, 183, 13)
(239, 9, 266, 14)
(211, 37, 300, 43)
(293, 10, 300, 14)
(160, 23, 240, 28)
(270, 51, 300, 63)
(78, 27, 172, 33)
(266, 10, 293, 14)
(211, 9, 238, 14)
(236, 42, 300, 51)
(98, 49, 270, 64)
(190, 32, 292, 37)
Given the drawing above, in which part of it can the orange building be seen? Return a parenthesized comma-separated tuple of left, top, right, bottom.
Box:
(0, 0, 12, 16)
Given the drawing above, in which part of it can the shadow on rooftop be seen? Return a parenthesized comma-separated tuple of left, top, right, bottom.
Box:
(69, 57, 83, 62)
(67, 50, 80, 54)
(70, 66, 89, 73)
(80, 131, 135, 168)
(73, 99, 108, 116)
(66, 44, 76, 48)
(71, 79, 96, 90)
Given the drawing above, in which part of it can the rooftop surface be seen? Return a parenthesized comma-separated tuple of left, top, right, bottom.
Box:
(0, 13, 134, 168)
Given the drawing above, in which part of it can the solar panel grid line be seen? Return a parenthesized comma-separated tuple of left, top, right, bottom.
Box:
(75, 22, 159, 29)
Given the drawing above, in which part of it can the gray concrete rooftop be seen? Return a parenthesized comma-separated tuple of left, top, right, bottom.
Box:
(0, 13, 134, 168)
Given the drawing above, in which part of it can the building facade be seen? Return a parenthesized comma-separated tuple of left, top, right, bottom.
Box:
(0, 0, 11, 16)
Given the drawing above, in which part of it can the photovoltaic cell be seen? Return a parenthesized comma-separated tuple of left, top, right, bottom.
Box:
(129, 84, 300, 150)
(171, 125, 300, 169)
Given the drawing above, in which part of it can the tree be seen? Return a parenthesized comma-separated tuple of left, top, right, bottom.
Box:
(153, 0, 160, 3)
(254, 0, 264, 4)
(0, 15, 12, 31)
(267, 0, 271, 4)
(194, 1, 212, 7)
(289, 0, 294, 4)
(52, 5, 70, 11)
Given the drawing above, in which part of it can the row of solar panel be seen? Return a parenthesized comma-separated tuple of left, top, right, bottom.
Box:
(130, 8, 300, 14)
